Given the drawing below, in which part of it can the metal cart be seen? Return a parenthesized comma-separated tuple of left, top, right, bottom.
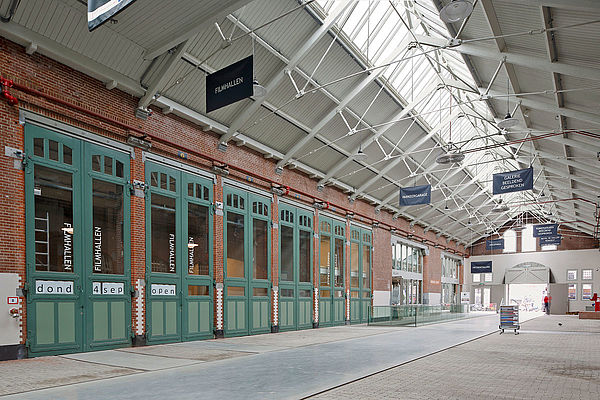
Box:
(499, 305, 520, 334)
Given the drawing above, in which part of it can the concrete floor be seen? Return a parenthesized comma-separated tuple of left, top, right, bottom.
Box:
(1, 312, 598, 399)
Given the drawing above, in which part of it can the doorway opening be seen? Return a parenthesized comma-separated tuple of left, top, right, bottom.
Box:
(507, 284, 546, 316)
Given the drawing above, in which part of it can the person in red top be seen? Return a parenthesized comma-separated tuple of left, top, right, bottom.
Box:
(543, 293, 551, 315)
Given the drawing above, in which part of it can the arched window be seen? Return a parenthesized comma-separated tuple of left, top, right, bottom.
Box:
(521, 224, 536, 252)
(503, 229, 516, 253)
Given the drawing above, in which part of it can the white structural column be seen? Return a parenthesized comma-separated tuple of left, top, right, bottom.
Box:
(275, 37, 413, 171)
(218, 0, 356, 146)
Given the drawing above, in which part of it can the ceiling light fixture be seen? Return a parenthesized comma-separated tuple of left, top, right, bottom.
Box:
(354, 145, 368, 160)
(439, 0, 474, 23)
(491, 203, 509, 213)
(252, 79, 267, 98)
(436, 143, 465, 164)
(497, 112, 519, 130)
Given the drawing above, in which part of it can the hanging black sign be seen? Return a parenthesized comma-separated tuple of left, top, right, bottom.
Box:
(88, 0, 137, 31)
(486, 239, 504, 250)
(399, 184, 431, 206)
(206, 55, 254, 113)
(471, 261, 492, 274)
(533, 224, 558, 237)
(540, 235, 561, 246)
(492, 167, 533, 195)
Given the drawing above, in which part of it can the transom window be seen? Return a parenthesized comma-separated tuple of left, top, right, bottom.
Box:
(151, 171, 177, 192)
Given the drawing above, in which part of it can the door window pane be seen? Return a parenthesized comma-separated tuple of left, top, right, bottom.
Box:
(582, 284, 593, 300)
(299, 230, 311, 283)
(281, 288, 294, 297)
(226, 213, 245, 278)
(299, 289, 311, 298)
(34, 165, 74, 273)
(253, 287, 268, 296)
(92, 180, 124, 274)
(253, 219, 268, 280)
(151, 194, 176, 273)
(568, 284, 577, 300)
(319, 236, 330, 287)
(334, 238, 344, 287)
(280, 225, 294, 282)
(188, 285, 209, 296)
(228, 286, 245, 296)
(187, 203, 209, 276)
(350, 242, 359, 289)
(362, 245, 371, 289)
(567, 270, 577, 280)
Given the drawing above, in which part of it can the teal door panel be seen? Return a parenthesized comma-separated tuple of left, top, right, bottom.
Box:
(25, 124, 132, 357)
(146, 162, 214, 344)
(223, 186, 271, 337)
(318, 217, 345, 327)
(278, 204, 313, 332)
(350, 227, 372, 324)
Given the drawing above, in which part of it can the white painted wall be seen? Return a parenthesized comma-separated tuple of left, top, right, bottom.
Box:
(466, 249, 600, 312)
(0, 273, 21, 346)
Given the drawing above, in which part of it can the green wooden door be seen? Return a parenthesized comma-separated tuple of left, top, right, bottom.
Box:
(318, 217, 346, 327)
(223, 186, 271, 337)
(25, 124, 132, 357)
(278, 204, 313, 331)
(146, 163, 213, 344)
(350, 227, 372, 324)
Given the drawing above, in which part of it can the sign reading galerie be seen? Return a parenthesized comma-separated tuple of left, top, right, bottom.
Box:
(533, 224, 558, 237)
(492, 167, 533, 195)
(399, 184, 431, 206)
(206, 56, 254, 113)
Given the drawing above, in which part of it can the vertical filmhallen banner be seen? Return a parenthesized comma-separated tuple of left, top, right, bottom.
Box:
(492, 167, 533, 195)
(399, 184, 431, 206)
(88, 0, 137, 31)
(206, 55, 254, 113)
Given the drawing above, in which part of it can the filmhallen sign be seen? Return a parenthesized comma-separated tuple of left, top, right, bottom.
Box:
(206, 55, 254, 113)
(399, 184, 431, 206)
(492, 167, 533, 195)
(88, 0, 137, 31)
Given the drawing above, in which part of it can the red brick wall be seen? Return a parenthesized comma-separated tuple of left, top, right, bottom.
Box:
(0, 37, 467, 343)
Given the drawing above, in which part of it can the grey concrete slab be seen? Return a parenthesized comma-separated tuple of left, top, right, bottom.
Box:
(2, 315, 502, 400)
(117, 343, 255, 361)
(61, 349, 202, 371)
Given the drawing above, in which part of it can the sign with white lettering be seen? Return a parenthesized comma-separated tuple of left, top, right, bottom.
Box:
(486, 239, 504, 250)
(92, 282, 124, 295)
(540, 235, 561, 246)
(63, 222, 73, 272)
(36, 280, 74, 295)
(399, 184, 431, 206)
(151, 284, 177, 296)
(533, 224, 558, 237)
(492, 167, 533, 195)
(94, 226, 102, 272)
(471, 261, 492, 274)
(88, 0, 137, 31)
(206, 55, 254, 113)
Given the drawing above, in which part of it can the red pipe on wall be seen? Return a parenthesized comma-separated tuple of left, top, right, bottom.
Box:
(9, 80, 469, 254)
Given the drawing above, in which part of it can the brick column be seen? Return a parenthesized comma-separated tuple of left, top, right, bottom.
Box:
(213, 176, 224, 337)
(130, 147, 146, 345)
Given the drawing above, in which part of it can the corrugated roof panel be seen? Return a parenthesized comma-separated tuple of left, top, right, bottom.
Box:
(553, 7, 600, 71)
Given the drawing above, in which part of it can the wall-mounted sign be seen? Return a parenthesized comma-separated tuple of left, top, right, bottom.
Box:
(151, 284, 176, 296)
(88, 0, 137, 31)
(399, 184, 431, 206)
(540, 235, 561, 246)
(533, 224, 558, 237)
(92, 282, 124, 295)
(206, 55, 254, 113)
(486, 239, 504, 250)
(460, 292, 470, 304)
(35, 280, 74, 295)
(7, 297, 18, 304)
(471, 261, 492, 274)
(492, 167, 533, 195)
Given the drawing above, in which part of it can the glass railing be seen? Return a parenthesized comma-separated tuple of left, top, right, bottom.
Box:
(368, 304, 470, 327)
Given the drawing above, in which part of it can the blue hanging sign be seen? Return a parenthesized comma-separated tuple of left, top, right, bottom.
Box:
(206, 55, 254, 113)
(88, 0, 137, 31)
(399, 184, 431, 206)
(471, 261, 492, 274)
(540, 235, 561, 246)
(533, 224, 558, 237)
(486, 239, 504, 250)
(492, 167, 534, 195)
